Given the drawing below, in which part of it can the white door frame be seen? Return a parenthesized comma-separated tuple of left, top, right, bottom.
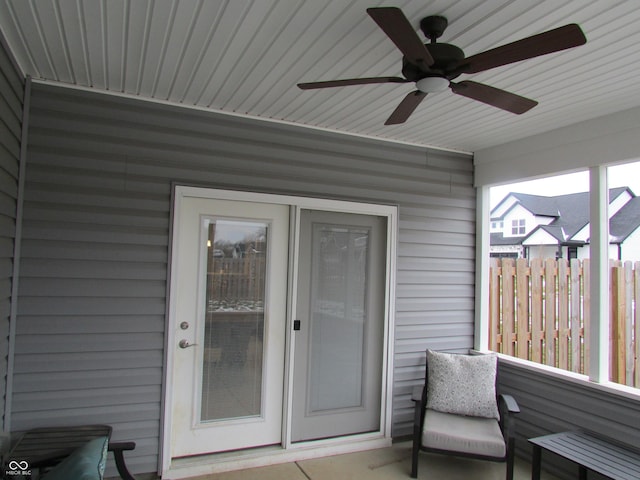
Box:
(161, 186, 397, 478)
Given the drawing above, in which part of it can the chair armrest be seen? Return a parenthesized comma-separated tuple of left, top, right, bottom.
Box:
(497, 394, 519, 449)
(498, 394, 520, 414)
(108, 442, 137, 480)
(411, 385, 425, 403)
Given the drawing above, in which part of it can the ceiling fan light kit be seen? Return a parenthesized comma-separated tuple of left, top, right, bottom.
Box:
(298, 7, 586, 125)
(416, 76, 449, 93)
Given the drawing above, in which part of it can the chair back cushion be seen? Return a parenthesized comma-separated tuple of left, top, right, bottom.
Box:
(426, 350, 500, 419)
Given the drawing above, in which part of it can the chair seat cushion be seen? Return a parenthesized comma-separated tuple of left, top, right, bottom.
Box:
(422, 409, 506, 458)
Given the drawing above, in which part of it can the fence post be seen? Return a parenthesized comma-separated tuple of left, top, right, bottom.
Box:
(530, 258, 544, 364)
(489, 258, 501, 352)
(570, 258, 582, 373)
(516, 258, 530, 361)
(583, 259, 590, 376)
(544, 258, 557, 368)
(558, 259, 569, 371)
(502, 258, 516, 357)
(635, 261, 640, 388)
(610, 261, 625, 384)
(624, 261, 634, 386)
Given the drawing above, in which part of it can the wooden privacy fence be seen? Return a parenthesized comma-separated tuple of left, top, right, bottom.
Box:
(489, 257, 640, 388)
(206, 254, 266, 310)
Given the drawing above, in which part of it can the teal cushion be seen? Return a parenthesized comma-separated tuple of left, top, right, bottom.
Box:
(42, 436, 109, 480)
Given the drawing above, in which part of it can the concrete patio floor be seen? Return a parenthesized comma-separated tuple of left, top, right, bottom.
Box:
(189, 441, 561, 480)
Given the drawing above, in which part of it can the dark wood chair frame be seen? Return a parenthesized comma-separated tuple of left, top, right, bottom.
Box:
(5, 424, 137, 480)
(410, 355, 520, 480)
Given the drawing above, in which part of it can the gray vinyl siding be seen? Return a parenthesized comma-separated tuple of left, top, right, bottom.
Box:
(14, 82, 474, 475)
(498, 361, 640, 480)
(0, 35, 23, 432)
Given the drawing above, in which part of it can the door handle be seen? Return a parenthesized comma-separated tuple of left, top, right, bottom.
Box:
(179, 339, 197, 349)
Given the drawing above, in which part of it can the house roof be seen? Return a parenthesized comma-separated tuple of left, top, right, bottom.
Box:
(490, 232, 523, 246)
(491, 187, 634, 246)
(610, 196, 640, 243)
(508, 193, 560, 218)
(529, 224, 567, 243)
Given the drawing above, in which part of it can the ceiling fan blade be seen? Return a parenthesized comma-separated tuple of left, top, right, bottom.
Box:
(367, 7, 434, 70)
(385, 90, 428, 125)
(297, 76, 409, 90)
(450, 81, 537, 114)
(455, 24, 586, 74)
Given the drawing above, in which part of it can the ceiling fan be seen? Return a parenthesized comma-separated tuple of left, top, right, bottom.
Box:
(297, 7, 586, 125)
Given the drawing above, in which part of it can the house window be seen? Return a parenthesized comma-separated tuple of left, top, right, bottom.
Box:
(511, 219, 525, 235)
(490, 221, 504, 231)
(490, 252, 517, 259)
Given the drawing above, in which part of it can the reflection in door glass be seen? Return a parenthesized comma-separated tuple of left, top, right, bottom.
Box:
(201, 219, 268, 422)
(309, 225, 369, 412)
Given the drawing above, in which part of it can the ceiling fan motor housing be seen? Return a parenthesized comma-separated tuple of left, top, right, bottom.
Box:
(402, 43, 465, 80)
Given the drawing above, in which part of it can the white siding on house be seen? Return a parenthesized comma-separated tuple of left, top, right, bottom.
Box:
(14, 82, 474, 476)
(523, 228, 559, 246)
(528, 245, 560, 259)
(573, 223, 590, 242)
(502, 204, 537, 238)
(491, 194, 518, 218)
(620, 228, 640, 261)
(608, 244, 619, 259)
(522, 228, 561, 259)
(577, 245, 591, 260)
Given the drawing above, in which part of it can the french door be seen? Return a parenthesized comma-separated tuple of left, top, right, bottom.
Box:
(291, 210, 386, 442)
(165, 187, 395, 468)
(170, 196, 289, 456)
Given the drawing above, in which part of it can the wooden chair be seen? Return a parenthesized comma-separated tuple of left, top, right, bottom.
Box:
(410, 350, 520, 480)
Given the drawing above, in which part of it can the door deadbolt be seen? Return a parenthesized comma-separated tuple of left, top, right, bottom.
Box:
(180, 321, 189, 330)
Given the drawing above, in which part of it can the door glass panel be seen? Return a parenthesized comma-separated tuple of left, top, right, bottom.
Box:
(309, 224, 370, 412)
(201, 219, 268, 422)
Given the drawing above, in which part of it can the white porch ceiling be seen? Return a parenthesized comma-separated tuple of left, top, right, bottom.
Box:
(1, 0, 639, 153)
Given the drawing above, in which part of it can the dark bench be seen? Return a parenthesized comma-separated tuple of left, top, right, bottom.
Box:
(5, 425, 137, 480)
(529, 430, 640, 480)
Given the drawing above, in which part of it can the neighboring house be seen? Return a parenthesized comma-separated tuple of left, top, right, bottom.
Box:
(610, 196, 640, 260)
(490, 187, 640, 260)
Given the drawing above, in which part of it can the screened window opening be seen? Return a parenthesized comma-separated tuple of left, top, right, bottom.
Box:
(488, 165, 640, 389)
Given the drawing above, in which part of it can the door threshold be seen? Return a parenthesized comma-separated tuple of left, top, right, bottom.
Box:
(162, 434, 391, 479)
